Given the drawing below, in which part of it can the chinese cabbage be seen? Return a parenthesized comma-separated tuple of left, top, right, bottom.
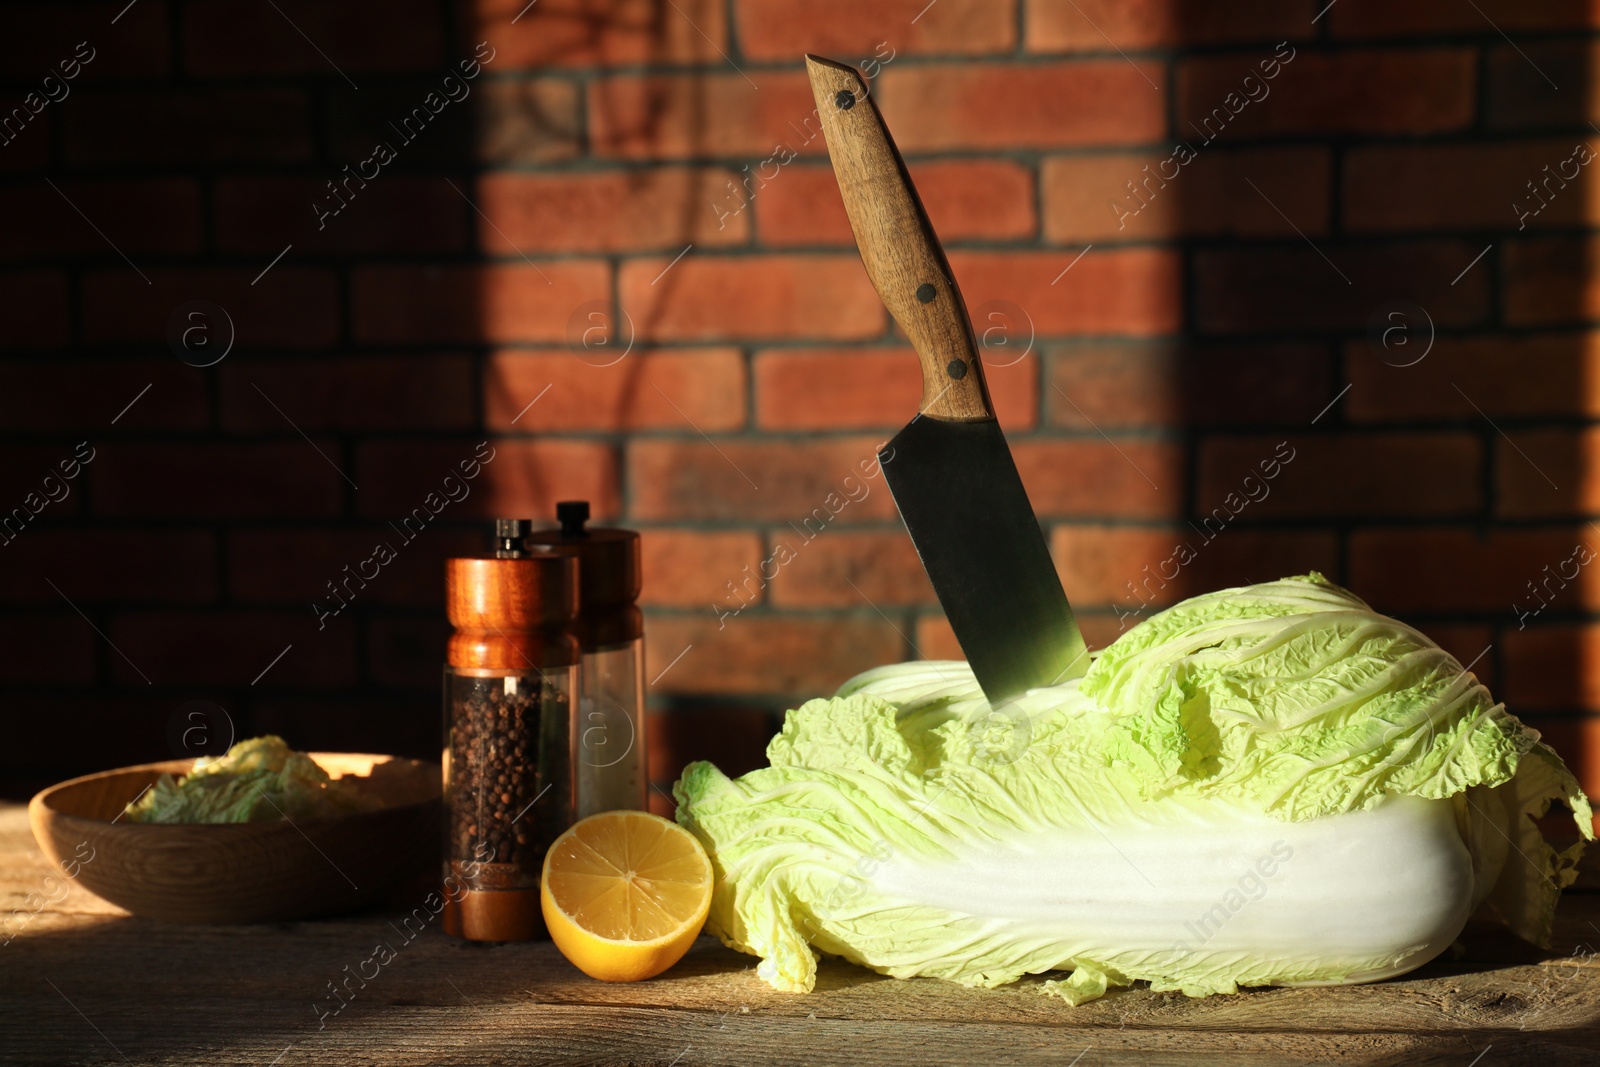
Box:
(674, 574, 1592, 1002)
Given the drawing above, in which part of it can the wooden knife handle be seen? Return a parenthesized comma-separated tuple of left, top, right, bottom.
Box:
(804, 54, 992, 422)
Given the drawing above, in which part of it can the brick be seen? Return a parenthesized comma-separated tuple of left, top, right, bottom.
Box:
(590, 72, 819, 160)
(1197, 433, 1480, 519)
(109, 610, 359, 687)
(1331, 1, 1600, 38)
(214, 176, 466, 255)
(915, 610, 1129, 659)
(356, 439, 619, 521)
(1013, 440, 1185, 519)
(756, 161, 1036, 247)
(1517, 715, 1600, 800)
(0, 443, 90, 521)
(1176, 48, 1474, 138)
(1043, 147, 1330, 243)
(184, 0, 442, 76)
(484, 349, 746, 432)
(912, 614, 965, 660)
(368, 615, 448, 689)
(0, 105, 61, 167)
(1051, 345, 1185, 428)
(0, 110, 49, 173)
(1419, 624, 1498, 692)
(618, 255, 882, 342)
(647, 707, 775, 788)
(639, 530, 766, 608)
(0, 695, 175, 777)
(1347, 335, 1600, 422)
(1048, 343, 1334, 429)
(0, 1, 169, 80)
(0, 178, 202, 261)
(1505, 238, 1600, 326)
(0, 271, 68, 348)
(1049, 524, 1340, 611)
(1346, 140, 1598, 233)
(1504, 626, 1600, 711)
(1028, 0, 1315, 51)
(219, 355, 475, 432)
(1486, 43, 1599, 129)
(472, 80, 584, 165)
(648, 786, 674, 819)
(1496, 428, 1600, 519)
(950, 250, 1182, 337)
(0, 529, 216, 604)
(252, 695, 436, 763)
(966, 327, 1042, 416)
(878, 62, 1166, 150)
(0, 359, 208, 431)
(84, 268, 340, 350)
(475, 169, 747, 254)
(753, 347, 1036, 431)
(230, 526, 480, 607)
(65, 89, 312, 164)
(737, 0, 1014, 60)
(351, 263, 610, 344)
(1350, 528, 1599, 614)
(766, 531, 933, 609)
(693, 536, 774, 611)
(92, 442, 346, 519)
(1194, 242, 1491, 335)
(643, 615, 904, 697)
(628, 437, 897, 522)
(322, 79, 496, 167)
(0, 614, 96, 684)
(471, 0, 728, 68)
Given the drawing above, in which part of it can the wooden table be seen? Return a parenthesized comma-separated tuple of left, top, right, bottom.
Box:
(3, 803, 1598, 1066)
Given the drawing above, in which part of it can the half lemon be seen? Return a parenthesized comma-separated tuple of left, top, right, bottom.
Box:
(541, 810, 713, 982)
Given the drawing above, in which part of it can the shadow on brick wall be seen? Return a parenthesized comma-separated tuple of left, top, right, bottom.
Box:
(3, 1, 1598, 813)
(1160, 7, 1597, 796)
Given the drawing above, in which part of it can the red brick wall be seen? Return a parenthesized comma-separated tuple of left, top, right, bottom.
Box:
(3, 0, 1599, 808)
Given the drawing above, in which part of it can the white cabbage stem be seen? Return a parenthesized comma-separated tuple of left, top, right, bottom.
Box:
(864, 794, 1479, 989)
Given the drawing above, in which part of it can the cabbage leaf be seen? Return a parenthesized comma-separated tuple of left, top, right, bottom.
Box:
(674, 574, 1592, 1002)
(124, 736, 367, 824)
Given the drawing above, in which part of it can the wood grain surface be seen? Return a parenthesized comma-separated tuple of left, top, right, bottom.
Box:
(804, 55, 993, 424)
(2, 803, 1597, 1066)
(445, 555, 580, 672)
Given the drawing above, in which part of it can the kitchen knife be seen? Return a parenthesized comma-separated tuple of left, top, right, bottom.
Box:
(803, 54, 1090, 704)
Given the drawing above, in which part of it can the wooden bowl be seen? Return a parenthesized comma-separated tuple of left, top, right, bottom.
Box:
(28, 753, 441, 924)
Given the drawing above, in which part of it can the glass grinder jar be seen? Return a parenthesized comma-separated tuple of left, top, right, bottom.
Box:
(526, 501, 647, 818)
(441, 521, 578, 941)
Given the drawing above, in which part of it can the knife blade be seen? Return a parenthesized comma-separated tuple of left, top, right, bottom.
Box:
(803, 55, 1089, 704)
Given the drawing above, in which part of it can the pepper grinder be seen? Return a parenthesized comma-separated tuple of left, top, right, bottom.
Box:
(526, 501, 647, 818)
(441, 522, 579, 941)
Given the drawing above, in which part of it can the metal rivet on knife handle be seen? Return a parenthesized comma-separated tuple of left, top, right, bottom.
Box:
(915, 283, 936, 303)
(802, 53, 1085, 702)
(833, 89, 855, 111)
